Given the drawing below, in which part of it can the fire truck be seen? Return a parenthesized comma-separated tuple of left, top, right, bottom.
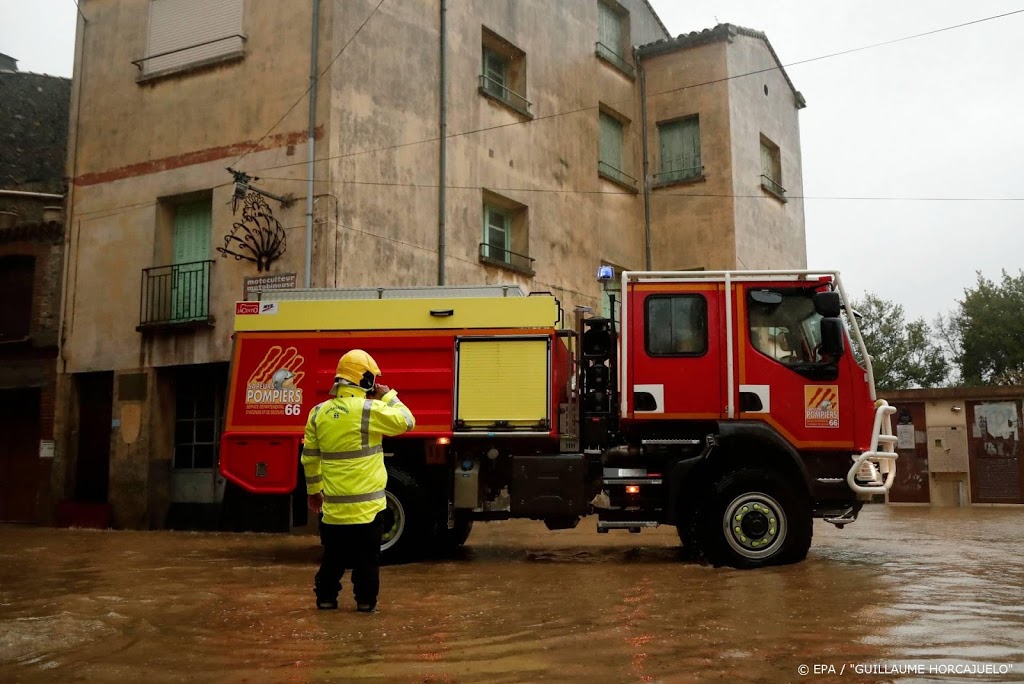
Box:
(219, 270, 897, 568)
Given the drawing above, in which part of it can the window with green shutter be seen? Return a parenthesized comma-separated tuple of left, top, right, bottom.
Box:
(479, 192, 533, 274)
(483, 205, 510, 261)
(760, 135, 785, 197)
(480, 28, 531, 116)
(658, 116, 702, 183)
(596, 1, 632, 76)
(599, 110, 636, 188)
(171, 200, 212, 321)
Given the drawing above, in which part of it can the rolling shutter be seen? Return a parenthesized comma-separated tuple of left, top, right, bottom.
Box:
(146, 0, 244, 74)
(456, 338, 550, 429)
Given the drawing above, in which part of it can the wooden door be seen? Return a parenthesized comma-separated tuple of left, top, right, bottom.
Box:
(0, 389, 41, 521)
(887, 401, 930, 503)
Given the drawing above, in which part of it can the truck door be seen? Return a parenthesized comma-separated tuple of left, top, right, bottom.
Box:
(736, 284, 856, 448)
(626, 284, 723, 419)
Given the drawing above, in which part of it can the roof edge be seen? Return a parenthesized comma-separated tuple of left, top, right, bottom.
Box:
(637, 23, 805, 108)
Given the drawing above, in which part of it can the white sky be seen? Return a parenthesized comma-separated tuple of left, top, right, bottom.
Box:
(2, 0, 1022, 324)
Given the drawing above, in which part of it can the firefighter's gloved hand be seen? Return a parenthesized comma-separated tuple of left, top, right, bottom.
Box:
(307, 492, 323, 513)
(370, 384, 391, 398)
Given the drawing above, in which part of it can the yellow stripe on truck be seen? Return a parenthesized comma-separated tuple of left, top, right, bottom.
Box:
(233, 297, 559, 332)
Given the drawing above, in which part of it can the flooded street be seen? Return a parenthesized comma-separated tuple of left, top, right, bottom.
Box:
(2, 506, 1023, 683)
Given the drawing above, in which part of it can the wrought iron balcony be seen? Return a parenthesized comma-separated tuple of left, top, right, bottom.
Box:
(598, 161, 638, 190)
(760, 174, 787, 199)
(478, 75, 532, 116)
(138, 260, 215, 331)
(595, 42, 635, 77)
(478, 243, 535, 276)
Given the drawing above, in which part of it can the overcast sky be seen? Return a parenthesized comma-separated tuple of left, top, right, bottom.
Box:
(2, 0, 1022, 324)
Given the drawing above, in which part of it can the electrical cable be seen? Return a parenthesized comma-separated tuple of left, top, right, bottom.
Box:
(230, 0, 387, 168)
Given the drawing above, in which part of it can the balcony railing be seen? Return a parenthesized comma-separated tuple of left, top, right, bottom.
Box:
(479, 243, 535, 275)
(654, 165, 704, 184)
(595, 42, 635, 77)
(760, 174, 787, 200)
(478, 74, 532, 116)
(598, 161, 638, 190)
(138, 260, 214, 331)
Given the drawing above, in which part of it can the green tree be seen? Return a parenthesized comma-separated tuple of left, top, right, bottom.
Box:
(851, 294, 948, 392)
(944, 270, 1024, 385)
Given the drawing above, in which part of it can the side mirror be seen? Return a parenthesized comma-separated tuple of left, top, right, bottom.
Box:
(820, 318, 845, 359)
(814, 291, 842, 318)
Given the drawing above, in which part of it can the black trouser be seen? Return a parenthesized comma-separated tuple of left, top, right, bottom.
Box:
(315, 513, 384, 606)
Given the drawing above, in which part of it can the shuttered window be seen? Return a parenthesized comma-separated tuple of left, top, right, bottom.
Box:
(658, 116, 702, 182)
(172, 200, 212, 321)
(599, 112, 623, 172)
(760, 135, 784, 196)
(145, 0, 244, 75)
(598, 1, 624, 58)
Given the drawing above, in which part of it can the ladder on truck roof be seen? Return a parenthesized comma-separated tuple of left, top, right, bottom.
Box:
(251, 285, 525, 301)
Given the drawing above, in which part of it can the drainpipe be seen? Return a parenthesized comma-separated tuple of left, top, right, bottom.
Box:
(437, 0, 448, 285)
(638, 48, 652, 271)
(304, 0, 320, 289)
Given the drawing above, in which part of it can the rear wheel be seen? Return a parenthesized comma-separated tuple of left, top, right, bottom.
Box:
(381, 465, 430, 564)
(435, 512, 474, 554)
(696, 468, 812, 569)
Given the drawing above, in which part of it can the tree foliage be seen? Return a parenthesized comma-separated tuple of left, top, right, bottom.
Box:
(851, 294, 948, 392)
(944, 271, 1024, 386)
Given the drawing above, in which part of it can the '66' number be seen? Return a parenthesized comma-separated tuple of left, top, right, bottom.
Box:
(284, 404, 302, 416)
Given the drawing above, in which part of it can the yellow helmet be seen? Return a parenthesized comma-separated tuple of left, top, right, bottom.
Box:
(334, 349, 381, 390)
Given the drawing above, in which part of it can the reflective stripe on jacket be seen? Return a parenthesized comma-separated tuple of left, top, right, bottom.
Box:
(300, 386, 415, 524)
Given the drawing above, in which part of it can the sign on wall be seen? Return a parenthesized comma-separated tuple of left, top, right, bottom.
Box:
(243, 273, 297, 301)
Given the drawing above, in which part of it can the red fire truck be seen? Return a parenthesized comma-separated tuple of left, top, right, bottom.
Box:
(219, 271, 897, 568)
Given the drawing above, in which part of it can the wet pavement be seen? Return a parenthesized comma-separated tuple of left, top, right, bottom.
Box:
(1, 506, 1023, 683)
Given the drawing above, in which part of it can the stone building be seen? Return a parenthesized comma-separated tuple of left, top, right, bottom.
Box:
(0, 57, 71, 523)
(58, 0, 808, 528)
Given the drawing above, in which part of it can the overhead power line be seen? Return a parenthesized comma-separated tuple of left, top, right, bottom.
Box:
(230, 0, 387, 168)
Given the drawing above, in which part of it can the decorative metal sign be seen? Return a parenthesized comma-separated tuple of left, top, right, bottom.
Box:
(217, 192, 286, 272)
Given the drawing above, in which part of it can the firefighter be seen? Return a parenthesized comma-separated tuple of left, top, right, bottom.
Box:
(301, 349, 415, 612)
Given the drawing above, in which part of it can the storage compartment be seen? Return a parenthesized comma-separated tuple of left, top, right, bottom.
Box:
(455, 337, 551, 431)
(510, 454, 587, 517)
(219, 432, 301, 494)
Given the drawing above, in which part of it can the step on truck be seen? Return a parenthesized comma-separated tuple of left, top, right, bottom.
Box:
(219, 271, 897, 568)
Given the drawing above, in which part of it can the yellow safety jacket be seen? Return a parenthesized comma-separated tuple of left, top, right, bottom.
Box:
(301, 386, 415, 525)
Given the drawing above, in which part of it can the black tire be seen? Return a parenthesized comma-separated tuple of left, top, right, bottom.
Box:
(381, 465, 432, 564)
(695, 468, 812, 569)
(435, 513, 474, 554)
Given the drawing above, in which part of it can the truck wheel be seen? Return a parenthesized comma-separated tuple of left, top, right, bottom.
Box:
(381, 465, 430, 563)
(697, 468, 812, 569)
(435, 513, 474, 554)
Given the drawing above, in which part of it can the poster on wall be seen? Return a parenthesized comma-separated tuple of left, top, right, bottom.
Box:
(897, 424, 915, 450)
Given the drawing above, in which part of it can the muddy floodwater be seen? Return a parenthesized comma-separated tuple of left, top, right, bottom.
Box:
(2, 506, 1023, 683)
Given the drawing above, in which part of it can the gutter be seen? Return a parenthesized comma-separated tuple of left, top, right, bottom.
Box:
(0, 190, 64, 200)
(437, 0, 447, 285)
(304, 0, 320, 289)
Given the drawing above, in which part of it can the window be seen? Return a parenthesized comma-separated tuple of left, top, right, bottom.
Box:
(658, 116, 702, 183)
(480, 191, 533, 275)
(596, 1, 633, 76)
(479, 28, 531, 116)
(0, 255, 34, 342)
(645, 295, 708, 356)
(599, 110, 636, 189)
(174, 367, 225, 470)
(141, 0, 245, 77)
(760, 135, 785, 198)
(748, 290, 822, 365)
